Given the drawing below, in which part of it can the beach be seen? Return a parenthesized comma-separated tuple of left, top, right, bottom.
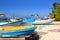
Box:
(35, 21, 60, 40)
(0, 22, 60, 40)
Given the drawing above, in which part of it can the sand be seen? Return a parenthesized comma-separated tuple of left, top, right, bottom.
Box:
(35, 22, 60, 40)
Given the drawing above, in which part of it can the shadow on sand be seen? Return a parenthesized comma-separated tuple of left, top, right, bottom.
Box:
(33, 23, 60, 25)
(35, 31, 48, 40)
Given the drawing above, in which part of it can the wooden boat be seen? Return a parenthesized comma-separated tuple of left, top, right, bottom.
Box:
(0, 19, 22, 26)
(0, 25, 37, 37)
(0, 14, 22, 25)
(33, 19, 55, 24)
(21, 18, 35, 24)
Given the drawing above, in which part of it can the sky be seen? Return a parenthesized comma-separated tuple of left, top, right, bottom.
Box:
(0, 0, 60, 18)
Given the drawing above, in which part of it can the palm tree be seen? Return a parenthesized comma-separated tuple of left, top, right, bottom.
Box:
(53, 2, 58, 9)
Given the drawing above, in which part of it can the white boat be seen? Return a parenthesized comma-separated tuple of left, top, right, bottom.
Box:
(33, 19, 55, 24)
(0, 14, 22, 25)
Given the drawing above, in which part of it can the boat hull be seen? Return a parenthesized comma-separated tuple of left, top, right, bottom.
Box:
(0, 26, 37, 37)
(33, 19, 55, 24)
(0, 21, 22, 26)
(21, 18, 35, 25)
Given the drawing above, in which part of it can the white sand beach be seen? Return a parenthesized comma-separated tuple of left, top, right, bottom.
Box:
(35, 22, 60, 40)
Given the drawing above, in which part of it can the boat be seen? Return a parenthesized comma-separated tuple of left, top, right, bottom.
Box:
(41, 16, 49, 20)
(21, 18, 36, 25)
(0, 14, 22, 25)
(33, 19, 55, 25)
(0, 25, 37, 37)
(31, 14, 55, 24)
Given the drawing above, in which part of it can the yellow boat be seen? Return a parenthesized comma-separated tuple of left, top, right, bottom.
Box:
(2, 25, 35, 30)
(0, 25, 37, 37)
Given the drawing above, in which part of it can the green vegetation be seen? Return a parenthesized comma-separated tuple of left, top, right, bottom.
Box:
(49, 2, 60, 21)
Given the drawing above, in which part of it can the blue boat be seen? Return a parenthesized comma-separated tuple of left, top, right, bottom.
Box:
(21, 18, 36, 24)
(0, 25, 37, 37)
